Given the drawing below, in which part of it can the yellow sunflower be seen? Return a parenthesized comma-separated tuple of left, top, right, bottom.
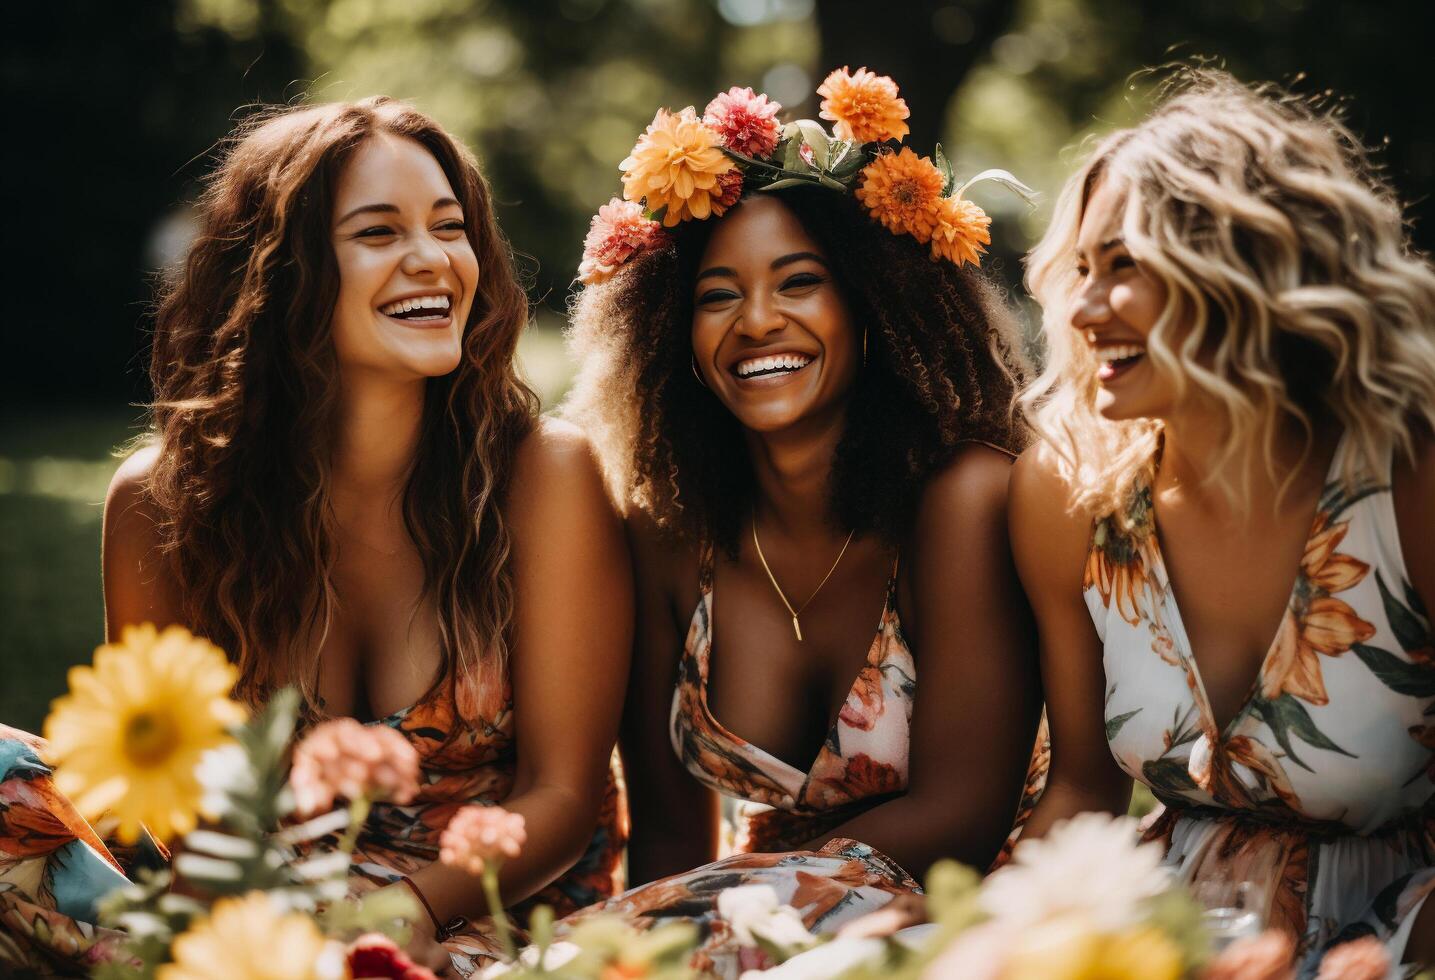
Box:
(43, 623, 246, 843)
(620, 107, 735, 226)
(159, 892, 340, 980)
(930, 194, 992, 268)
(854, 147, 944, 243)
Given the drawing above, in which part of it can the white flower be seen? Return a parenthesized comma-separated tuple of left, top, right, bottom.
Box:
(195, 742, 250, 820)
(718, 884, 816, 950)
(479, 941, 580, 978)
(980, 812, 1171, 931)
(739, 937, 885, 980)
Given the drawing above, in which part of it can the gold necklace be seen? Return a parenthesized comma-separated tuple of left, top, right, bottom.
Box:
(751, 513, 856, 642)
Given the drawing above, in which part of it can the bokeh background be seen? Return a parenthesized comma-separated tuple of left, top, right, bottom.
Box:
(3, 0, 1432, 732)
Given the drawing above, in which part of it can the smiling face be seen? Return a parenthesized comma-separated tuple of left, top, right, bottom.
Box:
(690, 195, 858, 434)
(1070, 178, 1176, 421)
(329, 133, 479, 381)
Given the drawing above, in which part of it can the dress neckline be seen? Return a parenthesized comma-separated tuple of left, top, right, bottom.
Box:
(686, 551, 902, 781)
(1146, 432, 1347, 739)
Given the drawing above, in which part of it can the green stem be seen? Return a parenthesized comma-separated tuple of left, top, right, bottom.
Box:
(337, 795, 370, 858)
(482, 863, 516, 961)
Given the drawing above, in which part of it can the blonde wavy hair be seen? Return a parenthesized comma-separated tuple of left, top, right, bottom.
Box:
(1021, 69, 1435, 519)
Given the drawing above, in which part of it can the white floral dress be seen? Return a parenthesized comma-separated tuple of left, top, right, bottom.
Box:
(1089, 435, 1435, 973)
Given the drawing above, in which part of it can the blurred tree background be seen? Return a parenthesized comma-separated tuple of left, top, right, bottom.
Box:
(2, 0, 1431, 728)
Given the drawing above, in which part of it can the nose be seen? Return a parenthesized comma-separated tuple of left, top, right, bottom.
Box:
(400, 231, 449, 278)
(734, 291, 786, 340)
(1069, 278, 1111, 333)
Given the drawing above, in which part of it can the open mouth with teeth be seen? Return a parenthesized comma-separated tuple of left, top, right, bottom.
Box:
(1094, 343, 1146, 382)
(733, 352, 814, 381)
(378, 294, 452, 323)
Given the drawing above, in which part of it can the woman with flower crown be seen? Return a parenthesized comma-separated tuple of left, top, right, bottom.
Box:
(1010, 70, 1435, 971)
(0, 98, 632, 976)
(557, 68, 1048, 973)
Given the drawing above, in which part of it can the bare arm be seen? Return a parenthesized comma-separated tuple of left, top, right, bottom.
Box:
(1009, 445, 1130, 839)
(1393, 433, 1435, 966)
(819, 445, 1043, 876)
(102, 444, 182, 637)
(407, 420, 634, 917)
(620, 510, 721, 884)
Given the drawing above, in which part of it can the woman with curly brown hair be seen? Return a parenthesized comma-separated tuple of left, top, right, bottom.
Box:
(1011, 71, 1435, 969)
(554, 71, 1046, 968)
(0, 98, 631, 976)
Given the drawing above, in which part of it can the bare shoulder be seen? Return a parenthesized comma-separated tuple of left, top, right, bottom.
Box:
(510, 417, 609, 511)
(1009, 442, 1093, 593)
(913, 442, 1015, 532)
(105, 443, 164, 554)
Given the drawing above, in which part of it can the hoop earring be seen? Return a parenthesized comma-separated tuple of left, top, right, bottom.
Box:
(862, 328, 869, 366)
(691, 354, 708, 389)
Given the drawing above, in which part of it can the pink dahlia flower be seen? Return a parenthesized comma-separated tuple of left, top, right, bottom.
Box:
(1201, 930, 1295, 980)
(578, 198, 669, 286)
(440, 805, 527, 875)
(1316, 936, 1389, 980)
(289, 718, 420, 816)
(703, 86, 782, 158)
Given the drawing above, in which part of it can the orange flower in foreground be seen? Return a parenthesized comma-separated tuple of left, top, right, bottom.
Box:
(817, 66, 910, 144)
(1259, 516, 1375, 705)
(439, 804, 527, 875)
(854, 148, 944, 244)
(1315, 936, 1389, 980)
(620, 108, 736, 226)
(289, 718, 420, 816)
(1199, 929, 1295, 980)
(930, 194, 992, 268)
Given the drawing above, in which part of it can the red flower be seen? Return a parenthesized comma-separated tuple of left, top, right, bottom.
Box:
(346, 933, 440, 980)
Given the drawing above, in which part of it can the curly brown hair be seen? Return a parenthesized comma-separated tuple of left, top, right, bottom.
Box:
(565, 184, 1030, 553)
(147, 97, 538, 713)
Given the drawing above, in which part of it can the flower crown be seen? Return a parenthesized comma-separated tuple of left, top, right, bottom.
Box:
(578, 66, 1034, 286)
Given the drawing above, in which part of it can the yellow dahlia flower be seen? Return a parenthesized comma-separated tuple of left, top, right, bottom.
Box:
(43, 623, 246, 843)
(930, 194, 992, 268)
(817, 66, 910, 144)
(159, 892, 342, 980)
(1087, 927, 1184, 980)
(620, 107, 736, 226)
(854, 147, 944, 244)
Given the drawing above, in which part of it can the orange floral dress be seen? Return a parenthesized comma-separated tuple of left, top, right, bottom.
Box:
(562, 549, 1046, 978)
(1089, 436, 1435, 971)
(0, 659, 626, 978)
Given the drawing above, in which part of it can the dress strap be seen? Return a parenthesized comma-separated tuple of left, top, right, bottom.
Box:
(698, 537, 716, 593)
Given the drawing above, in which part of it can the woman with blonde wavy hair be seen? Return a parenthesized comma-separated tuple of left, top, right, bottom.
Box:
(1010, 70, 1435, 968)
(0, 97, 631, 976)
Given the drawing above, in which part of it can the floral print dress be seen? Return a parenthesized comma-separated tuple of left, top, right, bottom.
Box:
(1089, 435, 1435, 972)
(0, 658, 626, 978)
(564, 549, 1047, 978)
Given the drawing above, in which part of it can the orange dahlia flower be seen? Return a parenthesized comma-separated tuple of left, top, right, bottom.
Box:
(620, 107, 736, 226)
(854, 148, 943, 243)
(817, 66, 910, 144)
(930, 195, 992, 268)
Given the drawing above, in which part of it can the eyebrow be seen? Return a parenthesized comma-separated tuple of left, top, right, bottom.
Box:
(1075, 237, 1125, 261)
(335, 197, 461, 225)
(695, 251, 829, 282)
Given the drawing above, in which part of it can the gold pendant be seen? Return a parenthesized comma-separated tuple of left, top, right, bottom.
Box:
(792, 616, 803, 642)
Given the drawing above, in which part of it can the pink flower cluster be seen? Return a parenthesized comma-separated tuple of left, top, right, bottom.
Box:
(439, 804, 527, 875)
(289, 718, 420, 816)
(1315, 936, 1390, 980)
(577, 198, 670, 286)
(702, 86, 782, 158)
